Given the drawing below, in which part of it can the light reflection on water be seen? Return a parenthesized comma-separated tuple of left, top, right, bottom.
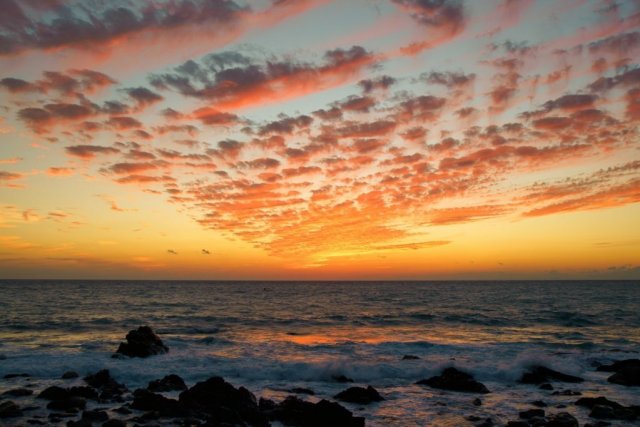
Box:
(1, 280, 639, 426)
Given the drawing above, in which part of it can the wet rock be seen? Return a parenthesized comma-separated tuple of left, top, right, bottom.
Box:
(62, 371, 79, 379)
(584, 422, 611, 427)
(3, 373, 30, 379)
(178, 376, 268, 426)
(520, 366, 583, 384)
(3, 388, 33, 397)
(66, 419, 92, 427)
(598, 359, 640, 386)
(416, 367, 490, 394)
(539, 383, 554, 390)
(506, 422, 528, 427)
(259, 397, 277, 412)
(115, 406, 132, 415)
(520, 409, 545, 419)
(131, 389, 184, 417)
(473, 398, 482, 406)
(0, 400, 22, 418)
(402, 355, 420, 360)
(546, 412, 579, 427)
(264, 395, 365, 427)
(82, 409, 109, 422)
(332, 374, 354, 383)
(147, 374, 187, 392)
(576, 396, 624, 409)
(84, 369, 127, 400)
(576, 396, 637, 420)
(46, 396, 86, 412)
(27, 420, 47, 425)
(290, 387, 315, 395)
(102, 420, 126, 427)
(334, 386, 384, 404)
(532, 400, 547, 407)
(114, 326, 168, 358)
(38, 386, 69, 401)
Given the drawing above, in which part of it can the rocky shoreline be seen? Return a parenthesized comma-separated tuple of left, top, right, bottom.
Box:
(1, 327, 638, 426)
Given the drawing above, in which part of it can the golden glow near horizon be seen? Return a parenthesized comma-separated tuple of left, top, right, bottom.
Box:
(0, 0, 639, 279)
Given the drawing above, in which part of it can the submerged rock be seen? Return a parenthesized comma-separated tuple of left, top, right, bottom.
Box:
(334, 386, 384, 404)
(3, 388, 33, 397)
(416, 367, 490, 394)
(290, 387, 315, 395)
(520, 366, 583, 384)
(46, 396, 86, 412)
(147, 374, 187, 392)
(179, 376, 268, 426)
(402, 355, 420, 360)
(114, 326, 168, 358)
(332, 374, 355, 383)
(264, 395, 365, 427)
(61, 371, 79, 379)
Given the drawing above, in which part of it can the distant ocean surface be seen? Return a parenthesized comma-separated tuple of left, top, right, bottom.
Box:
(1, 280, 639, 425)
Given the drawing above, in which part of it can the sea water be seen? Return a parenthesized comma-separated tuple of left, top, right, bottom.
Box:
(1, 280, 639, 425)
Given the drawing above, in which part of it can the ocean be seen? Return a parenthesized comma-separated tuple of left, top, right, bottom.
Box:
(1, 280, 639, 426)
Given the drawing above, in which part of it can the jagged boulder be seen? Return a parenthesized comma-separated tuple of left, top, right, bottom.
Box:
(114, 326, 168, 358)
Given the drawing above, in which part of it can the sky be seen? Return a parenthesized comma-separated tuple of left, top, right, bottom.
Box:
(0, 0, 639, 280)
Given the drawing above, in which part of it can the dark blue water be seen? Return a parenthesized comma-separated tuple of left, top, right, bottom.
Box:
(1, 280, 639, 425)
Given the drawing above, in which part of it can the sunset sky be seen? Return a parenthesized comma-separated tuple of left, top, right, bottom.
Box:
(0, 0, 639, 280)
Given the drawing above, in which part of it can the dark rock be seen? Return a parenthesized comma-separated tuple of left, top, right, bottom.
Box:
(3, 388, 33, 397)
(147, 374, 187, 392)
(179, 376, 267, 426)
(131, 388, 184, 417)
(520, 366, 583, 384)
(265, 395, 365, 427)
(114, 326, 168, 358)
(402, 355, 420, 360)
(584, 423, 611, 427)
(576, 396, 624, 409)
(27, 420, 47, 425)
(539, 383, 554, 390)
(38, 386, 69, 401)
(62, 371, 79, 379)
(531, 400, 547, 407)
(102, 420, 126, 427)
(83, 369, 127, 400)
(519, 409, 545, 419)
(506, 422, 529, 427)
(600, 360, 640, 387)
(334, 386, 384, 404)
(115, 406, 132, 415)
(477, 418, 494, 427)
(3, 373, 29, 379)
(290, 387, 315, 395)
(332, 374, 354, 383)
(0, 400, 22, 418)
(473, 398, 482, 406)
(69, 386, 99, 401)
(82, 409, 109, 422)
(46, 396, 86, 412)
(66, 419, 92, 427)
(259, 397, 277, 412)
(416, 367, 490, 394)
(546, 412, 579, 427)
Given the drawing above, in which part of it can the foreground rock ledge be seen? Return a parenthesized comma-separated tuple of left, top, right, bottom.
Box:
(113, 326, 168, 358)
